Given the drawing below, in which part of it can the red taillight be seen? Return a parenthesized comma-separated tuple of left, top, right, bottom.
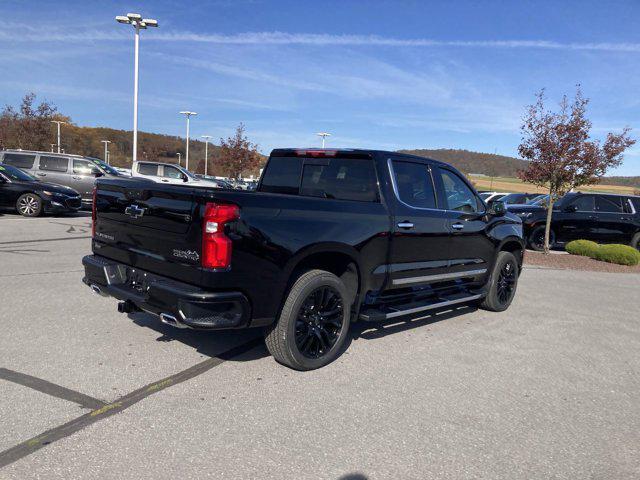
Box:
(91, 187, 97, 238)
(202, 202, 240, 269)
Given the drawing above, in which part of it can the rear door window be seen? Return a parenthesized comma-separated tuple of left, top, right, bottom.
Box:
(260, 157, 302, 195)
(39, 156, 68, 172)
(391, 160, 437, 209)
(300, 158, 378, 202)
(595, 195, 623, 213)
(137, 163, 159, 176)
(3, 153, 36, 169)
(569, 195, 595, 211)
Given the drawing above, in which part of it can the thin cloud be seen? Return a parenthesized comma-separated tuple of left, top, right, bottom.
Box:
(0, 24, 638, 53)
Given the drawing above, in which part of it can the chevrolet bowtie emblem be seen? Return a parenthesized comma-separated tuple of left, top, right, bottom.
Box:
(124, 204, 146, 219)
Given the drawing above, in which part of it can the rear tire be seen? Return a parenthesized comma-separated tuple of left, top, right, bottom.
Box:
(264, 269, 351, 370)
(631, 232, 640, 252)
(16, 193, 42, 217)
(480, 251, 519, 312)
(528, 225, 555, 252)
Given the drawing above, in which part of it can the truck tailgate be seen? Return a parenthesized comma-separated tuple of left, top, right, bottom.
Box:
(93, 178, 204, 283)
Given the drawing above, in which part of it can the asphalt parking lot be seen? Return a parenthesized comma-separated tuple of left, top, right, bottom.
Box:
(1, 212, 639, 479)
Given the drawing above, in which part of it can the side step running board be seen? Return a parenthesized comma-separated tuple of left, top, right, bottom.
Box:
(359, 294, 483, 322)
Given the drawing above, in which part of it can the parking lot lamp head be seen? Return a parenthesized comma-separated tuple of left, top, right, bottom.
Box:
(316, 132, 331, 149)
(115, 12, 158, 165)
(179, 111, 198, 171)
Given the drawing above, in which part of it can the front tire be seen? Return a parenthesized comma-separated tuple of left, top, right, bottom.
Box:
(528, 225, 555, 252)
(16, 193, 43, 217)
(480, 251, 519, 312)
(264, 270, 351, 370)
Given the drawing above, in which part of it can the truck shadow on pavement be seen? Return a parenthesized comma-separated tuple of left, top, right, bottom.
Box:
(127, 305, 476, 365)
(128, 312, 269, 362)
(348, 305, 477, 342)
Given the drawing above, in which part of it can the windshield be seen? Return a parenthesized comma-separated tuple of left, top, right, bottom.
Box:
(528, 194, 549, 205)
(500, 193, 523, 204)
(87, 158, 120, 176)
(0, 164, 37, 182)
(479, 193, 492, 200)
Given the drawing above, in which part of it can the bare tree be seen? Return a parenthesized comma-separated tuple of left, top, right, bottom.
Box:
(218, 123, 262, 179)
(0, 93, 65, 151)
(518, 87, 635, 253)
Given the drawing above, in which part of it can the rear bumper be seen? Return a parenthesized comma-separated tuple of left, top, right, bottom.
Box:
(82, 254, 251, 330)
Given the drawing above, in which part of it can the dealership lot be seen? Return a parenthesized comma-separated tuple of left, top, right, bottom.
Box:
(1, 213, 639, 479)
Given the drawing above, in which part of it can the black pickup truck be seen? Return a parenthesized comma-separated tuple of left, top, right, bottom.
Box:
(83, 149, 524, 370)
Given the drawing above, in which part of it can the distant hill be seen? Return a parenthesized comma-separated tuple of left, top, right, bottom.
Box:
(398, 149, 527, 177)
(399, 148, 640, 189)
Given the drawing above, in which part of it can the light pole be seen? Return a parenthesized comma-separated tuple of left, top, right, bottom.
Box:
(116, 13, 158, 165)
(177, 152, 181, 166)
(51, 121, 66, 153)
(50, 144, 55, 153)
(316, 132, 331, 148)
(101, 140, 111, 164)
(179, 111, 197, 171)
(201, 135, 212, 176)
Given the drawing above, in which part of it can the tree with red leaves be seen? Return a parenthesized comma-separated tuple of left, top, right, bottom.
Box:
(518, 87, 635, 253)
(217, 123, 262, 179)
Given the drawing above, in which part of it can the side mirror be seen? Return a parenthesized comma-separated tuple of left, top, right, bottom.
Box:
(93, 171, 104, 178)
(182, 175, 189, 182)
(489, 200, 506, 217)
(564, 204, 578, 213)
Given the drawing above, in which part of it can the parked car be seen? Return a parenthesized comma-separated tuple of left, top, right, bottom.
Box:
(0, 150, 122, 207)
(0, 164, 82, 217)
(131, 161, 226, 188)
(479, 192, 509, 204)
(499, 193, 541, 205)
(508, 192, 640, 251)
(83, 148, 524, 370)
(195, 174, 234, 189)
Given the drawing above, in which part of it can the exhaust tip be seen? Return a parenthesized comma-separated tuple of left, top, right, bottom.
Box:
(160, 313, 188, 329)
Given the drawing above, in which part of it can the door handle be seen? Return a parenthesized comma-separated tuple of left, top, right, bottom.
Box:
(397, 222, 414, 229)
(452, 223, 465, 230)
(72, 176, 82, 180)
(36, 172, 46, 177)
(161, 179, 170, 183)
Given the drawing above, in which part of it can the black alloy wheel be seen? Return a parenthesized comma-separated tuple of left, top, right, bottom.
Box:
(480, 251, 519, 312)
(264, 269, 351, 370)
(496, 260, 517, 306)
(295, 286, 344, 359)
(529, 226, 555, 252)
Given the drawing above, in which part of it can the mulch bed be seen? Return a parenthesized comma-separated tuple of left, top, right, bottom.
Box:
(524, 250, 640, 274)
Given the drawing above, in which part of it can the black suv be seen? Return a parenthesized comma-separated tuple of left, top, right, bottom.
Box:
(509, 192, 640, 251)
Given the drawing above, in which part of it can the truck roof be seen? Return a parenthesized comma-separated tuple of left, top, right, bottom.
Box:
(270, 148, 451, 167)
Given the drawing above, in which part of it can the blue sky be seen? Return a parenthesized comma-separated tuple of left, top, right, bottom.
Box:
(1, 0, 639, 175)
